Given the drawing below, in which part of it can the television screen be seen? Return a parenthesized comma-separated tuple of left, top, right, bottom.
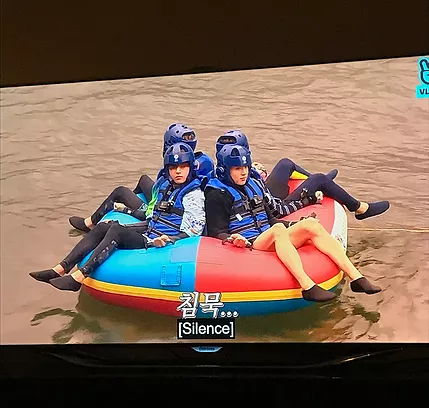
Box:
(1, 55, 428, 346)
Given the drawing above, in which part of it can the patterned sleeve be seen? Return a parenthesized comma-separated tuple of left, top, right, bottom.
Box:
(180, 189, 206, 236)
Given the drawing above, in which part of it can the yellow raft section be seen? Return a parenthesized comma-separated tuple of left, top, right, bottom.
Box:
(83, 271, 344, 303)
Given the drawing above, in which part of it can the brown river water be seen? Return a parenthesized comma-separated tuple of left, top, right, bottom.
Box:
(1, 56, 428, 344)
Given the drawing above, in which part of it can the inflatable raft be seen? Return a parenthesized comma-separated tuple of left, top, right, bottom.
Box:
(80, 179, 348, 317)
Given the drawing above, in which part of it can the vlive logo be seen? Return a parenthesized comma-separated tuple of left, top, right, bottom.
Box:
(176, 291, 238, 340)
(416, 57, 429, 99)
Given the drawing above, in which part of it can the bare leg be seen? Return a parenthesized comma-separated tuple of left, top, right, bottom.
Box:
(52, 264, 66, 276)
(289, 218, 363, 281)
(355, 202, 369, 215)
(253, 223, 337, 302)
(290, 218, 381, 294)
(70, 270, 85, 283)
(253, 223, 315, 290)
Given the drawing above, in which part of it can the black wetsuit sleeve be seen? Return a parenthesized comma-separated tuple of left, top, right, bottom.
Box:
(168, 232, 190, 244)
(121, 206, 147, 221)
(204, 188, 233, 241)
(265, 202, 296, 228)
(130, 209, 147, 220)
(266, 203, 282, 226)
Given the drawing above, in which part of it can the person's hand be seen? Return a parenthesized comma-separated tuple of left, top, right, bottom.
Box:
(252, 162, 268, 181)
(300, 215, 320, 225)
(114, 202, 126, 211)
(230, 233, 251, 248)
(315, 191, 323, 203)
(153, 235, 171, 247)
(101, 220, 120, 225)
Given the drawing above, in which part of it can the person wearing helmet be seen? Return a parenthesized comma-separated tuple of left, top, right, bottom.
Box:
(132, 123, 213, 201)
(30, 143, 206, 292)
(214, 130, 390, 221)
(214, 129, 319, 185)
(214, 130, 324, 217)
(68, 123, 213, 233)
(204, 144, 382, 303)
(160, 123, 214, 177)
(140, 123, 213, 218)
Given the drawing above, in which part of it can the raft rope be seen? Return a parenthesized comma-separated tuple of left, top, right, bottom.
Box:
(348, 227, 429, 233)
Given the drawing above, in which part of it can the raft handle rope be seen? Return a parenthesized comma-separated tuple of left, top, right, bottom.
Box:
(348, 227, 429, 233)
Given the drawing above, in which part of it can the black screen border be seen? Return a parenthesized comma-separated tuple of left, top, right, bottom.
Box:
(1, 0, 428, 388)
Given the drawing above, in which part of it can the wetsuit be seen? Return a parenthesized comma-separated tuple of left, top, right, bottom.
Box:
(265, 158, 312, 199)
(83, 151, 213, 228)
(266, 158, 361, 212)
(203, 178, 383, 301)
(204, 181, 296, 242)
(62, 179, 206, 277)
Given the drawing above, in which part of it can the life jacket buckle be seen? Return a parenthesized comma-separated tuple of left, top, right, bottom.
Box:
(157, 200, 172, 212)
(250, 196, 263, 209)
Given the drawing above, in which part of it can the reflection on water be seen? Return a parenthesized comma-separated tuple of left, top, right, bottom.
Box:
(1, 56, 428, 344)
(31, 307, 106, 344)
(29, 281, 381, 344)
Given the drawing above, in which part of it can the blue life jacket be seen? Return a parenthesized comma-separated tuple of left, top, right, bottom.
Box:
(146, 177, 203, 239)
(194, 152, 215, 177)
(206, 176, 271, 241)
(206, 166, 261, 181)
(156, 151, 214, 180)
(250, 167, 264, 181)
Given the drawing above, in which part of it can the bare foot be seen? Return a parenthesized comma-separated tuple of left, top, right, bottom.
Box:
(84, 217, 94, 229)
(355, 202, 369, 215)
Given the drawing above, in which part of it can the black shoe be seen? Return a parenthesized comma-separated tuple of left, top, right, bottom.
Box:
(49, 275, 82, 292)
(326, 169, 339, 180)
(351, 277, 381, 294)
(69, 216, 91, 232)
(29, 269, 61, 283)
(355, 201, 390, 220)
(302, 285, 337, 302)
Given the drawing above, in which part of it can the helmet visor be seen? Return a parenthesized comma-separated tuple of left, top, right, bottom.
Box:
(182, 132, 196, 141)
(218, 135, 237, 144)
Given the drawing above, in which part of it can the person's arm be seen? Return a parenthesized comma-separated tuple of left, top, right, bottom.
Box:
(114, 203, 147, 221)
(262, 181, 320, 219)
(179, 189, 206, 238)
(205, 188, 233, 241)
(265, 202, 297, 228)
(269, 203, 318, 228)
(154, 188, 206, 245)
(126, 207, 147, 220)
